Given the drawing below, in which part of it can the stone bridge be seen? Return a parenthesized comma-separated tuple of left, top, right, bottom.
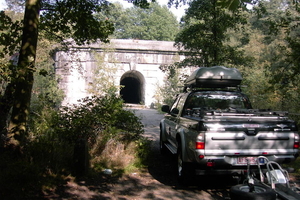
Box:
(54, 39, 190, 107)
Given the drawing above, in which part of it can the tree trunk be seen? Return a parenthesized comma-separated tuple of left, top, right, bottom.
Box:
(7, 0, 41, 148)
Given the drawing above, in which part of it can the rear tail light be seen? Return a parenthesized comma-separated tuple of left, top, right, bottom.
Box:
(196, 142, 205, 149)
(294, 134, 299, 149)
(196, 133, 205, 149)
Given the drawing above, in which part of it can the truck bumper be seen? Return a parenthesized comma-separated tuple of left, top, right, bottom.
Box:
(193, 154, 297, 175)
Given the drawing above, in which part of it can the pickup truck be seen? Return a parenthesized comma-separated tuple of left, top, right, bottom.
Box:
(160, 66, 299, 184)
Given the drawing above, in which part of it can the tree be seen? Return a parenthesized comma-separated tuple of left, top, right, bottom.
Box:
(167, 0, 253, 10)
(6, 0, 41, 148)
(252, 0, 300, 112)
(0, 0, 150, 149)
(105, 2, 179, 41)
(174, 0, 249, 67)
(226, 0, 300, 116)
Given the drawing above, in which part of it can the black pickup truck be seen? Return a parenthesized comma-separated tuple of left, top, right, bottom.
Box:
(160, 66, 299, 183)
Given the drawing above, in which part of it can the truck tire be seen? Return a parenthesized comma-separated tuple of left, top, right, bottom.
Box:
(230, 184, 276, 200)
(159, 130, 168, 155)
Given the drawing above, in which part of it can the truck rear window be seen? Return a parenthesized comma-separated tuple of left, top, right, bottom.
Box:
(183, 91, 252, 116)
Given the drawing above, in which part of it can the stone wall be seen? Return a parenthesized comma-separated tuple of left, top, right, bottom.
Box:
(54, 39, 189, 107)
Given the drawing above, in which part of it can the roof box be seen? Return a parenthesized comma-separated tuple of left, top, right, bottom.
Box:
(184, 66, 242, 88)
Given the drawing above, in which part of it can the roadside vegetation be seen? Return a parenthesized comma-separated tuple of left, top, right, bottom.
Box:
(0, 92, 150, 199)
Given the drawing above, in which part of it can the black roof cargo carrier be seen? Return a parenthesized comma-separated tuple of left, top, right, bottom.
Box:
(184, 66, 242, 89)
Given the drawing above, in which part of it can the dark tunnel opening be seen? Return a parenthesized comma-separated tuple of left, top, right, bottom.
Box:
(120, 71, 144, 104)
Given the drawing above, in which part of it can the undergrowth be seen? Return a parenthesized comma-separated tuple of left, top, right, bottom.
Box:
(284, 157, 300, 176)
(0, 94, 150, 199)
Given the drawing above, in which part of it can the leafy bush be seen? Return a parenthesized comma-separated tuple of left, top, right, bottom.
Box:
(31, 93, 146, 174)
(53, 94, 144, 145)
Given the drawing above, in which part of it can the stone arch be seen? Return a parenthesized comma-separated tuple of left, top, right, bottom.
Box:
(120, 70, 145, 104)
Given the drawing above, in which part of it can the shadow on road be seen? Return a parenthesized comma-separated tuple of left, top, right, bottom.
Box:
(147, 143, 239, 200)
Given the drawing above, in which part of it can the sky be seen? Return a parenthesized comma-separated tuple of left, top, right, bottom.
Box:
(0, 0, 6, 10)
(110, 0, 187, 20)
(0, 0, 187, 21)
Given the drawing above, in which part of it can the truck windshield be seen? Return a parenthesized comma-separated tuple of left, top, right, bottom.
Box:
(185, 92, 252, 111)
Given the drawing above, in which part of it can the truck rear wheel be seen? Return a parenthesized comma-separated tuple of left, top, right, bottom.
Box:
(230, 184, 276, 200)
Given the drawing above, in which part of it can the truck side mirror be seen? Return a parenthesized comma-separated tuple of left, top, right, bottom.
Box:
(161, 105, 170, 113)
(170, 108, 179, 115)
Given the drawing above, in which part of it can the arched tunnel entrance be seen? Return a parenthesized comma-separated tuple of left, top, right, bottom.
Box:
(120, 70, 145, 104)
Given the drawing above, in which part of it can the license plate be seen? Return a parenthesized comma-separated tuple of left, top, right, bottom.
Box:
(237, 157, 265, 165)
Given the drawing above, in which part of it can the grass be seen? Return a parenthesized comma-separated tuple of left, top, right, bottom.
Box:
(284, 156, 300, 176)
(90, 136, 151, 174)
(0, 136, 151, 199)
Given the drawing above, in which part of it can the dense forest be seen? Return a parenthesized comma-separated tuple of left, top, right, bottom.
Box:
(1, 0, 300, 198)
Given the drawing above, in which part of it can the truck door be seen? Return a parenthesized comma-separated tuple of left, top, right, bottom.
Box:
(165, 96, 185, 147)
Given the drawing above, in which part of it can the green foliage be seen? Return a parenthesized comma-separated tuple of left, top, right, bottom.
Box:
(106, 2, 179, 41)
(240, 0, 300, 115)
(0, 10, 23, 57)
(39, 0, 114, 45)
(155, 64, 188, 106)
(49, 94, 142, 144)
(175, 0, 249, 67)
(263, 1, 300, 87)
(167, 0, 253, 10)
(87, 47, 120, 96)
(30, 41, 65, 112)
(120, 0, 155, 8)
(217, 0, 252, 10)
